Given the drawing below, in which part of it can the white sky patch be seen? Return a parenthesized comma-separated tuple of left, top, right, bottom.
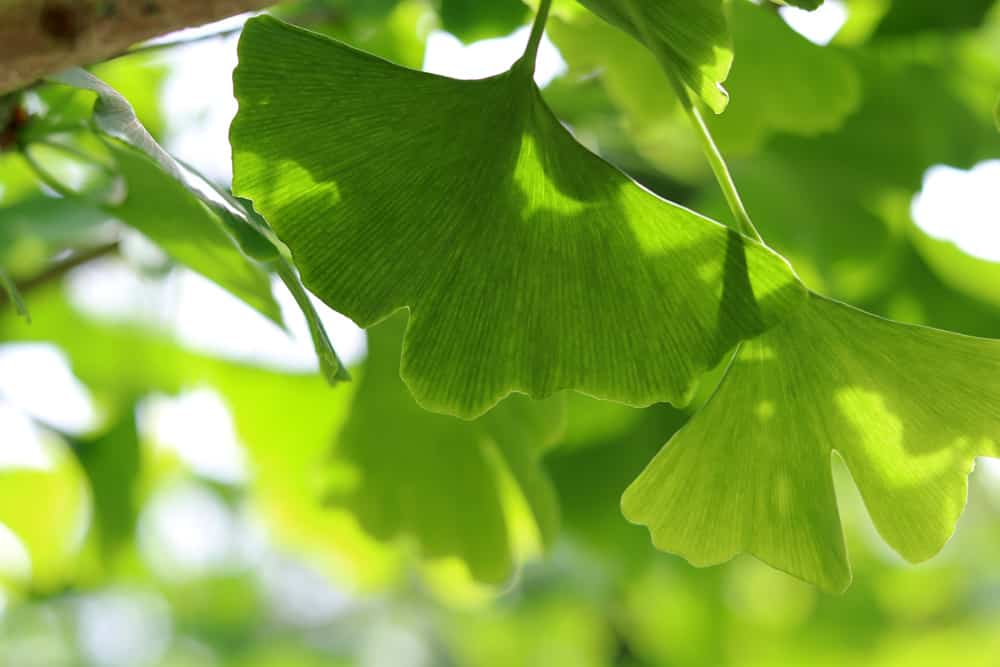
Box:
(67, 260, 367, 374)
(780, 0, 848, 46)
(0, 404, 57, 471)
(75, 591, 172, 667)
(423, 26, 567, 86)
(138, 482, 238, 581)
(139, 389, 247, 485)
(0, 344, 99, 435)
(912, 161, 1000, 263)
(170, 270, 367, 373)
(160, 25, 244, 183)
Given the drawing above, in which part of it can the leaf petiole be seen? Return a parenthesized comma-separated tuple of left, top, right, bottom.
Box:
(520, 0, 553, 75)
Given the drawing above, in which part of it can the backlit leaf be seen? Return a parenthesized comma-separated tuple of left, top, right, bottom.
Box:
(231, 15, 805, 419)
(623, 292, 1000, 592)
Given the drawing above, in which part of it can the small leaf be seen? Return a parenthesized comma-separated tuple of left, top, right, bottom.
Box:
(623, 292, 1000, 593)
(231, 16, 805, 419)
(328, 313, 564, 582)
(576, 0, 733, 113)
(43, 69, 350, 382)
(0, 267, 29, 322)
(102, 139, 284, 325)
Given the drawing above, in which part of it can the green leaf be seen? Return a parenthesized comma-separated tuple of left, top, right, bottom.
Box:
(328, 312, 564, 582)
(874, 0, 996, 36)
(72, 407, 142, 565)
(231, 15, 805, 419)
(623, 292, 1000, 593)
(102, 139, 284, 325)
(440, 0, 530, 42)
(0, 436, 91, 591)
(707, 0, 860, 155)
(575, 0, 732, 113)
(0, 266, 28, 321)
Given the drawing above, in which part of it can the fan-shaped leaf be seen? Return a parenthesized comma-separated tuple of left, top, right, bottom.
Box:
(623, 292, 1000, 592)
(231, 15, 805, 419)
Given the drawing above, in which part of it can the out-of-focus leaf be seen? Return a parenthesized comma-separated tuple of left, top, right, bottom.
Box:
(576, 0, 732, 113)
(911, 227, 1000, 312)
(548, 401, 686, 569)
(0, 267, 28, 320)
(72, 407, 141, 565)
(708, 0, 860, 155)
(623, 292, 1000, 593)
(875, 0, 996, 36)
(698, 57, 1000, 303)
(232, 15, 805, 419)
(0, 435, 90, 592)
(0, 290, 396, 588)
(545, 12, 706, 182)
(328, 313, 564, 583)
(440, 0, 529, 42)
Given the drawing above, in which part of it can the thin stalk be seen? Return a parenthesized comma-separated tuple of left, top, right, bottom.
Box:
(521, 0, 553, 74)
(667, 73, 762, 242)
(620, 0, 762, 242)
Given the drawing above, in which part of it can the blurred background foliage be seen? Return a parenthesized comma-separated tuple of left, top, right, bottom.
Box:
(1, 0, 1000, 665)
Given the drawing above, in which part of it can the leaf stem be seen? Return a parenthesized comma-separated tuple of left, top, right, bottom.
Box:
(669, 77, 762, 242)
(619, 0, 761, 242)
(521, 0, 553, 75)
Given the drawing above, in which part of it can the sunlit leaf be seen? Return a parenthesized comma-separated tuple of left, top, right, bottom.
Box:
(231, 15, 805, 419)
(576, 0, 732, 113)
(623, 292, 1000, 592)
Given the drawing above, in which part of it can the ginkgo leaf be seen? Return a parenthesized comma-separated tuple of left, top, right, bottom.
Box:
(576, 0, 732, 113)
(231, 15, 804, 419)
(622, 292, 1000, 593)
(327, 312, 564, 582)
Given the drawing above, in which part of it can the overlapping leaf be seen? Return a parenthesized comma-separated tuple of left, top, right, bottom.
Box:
(328, 313, 564, 582)
(575, 0, 733, 113)
(231, 15, 805, 419)
(623, 292, 1000, 592)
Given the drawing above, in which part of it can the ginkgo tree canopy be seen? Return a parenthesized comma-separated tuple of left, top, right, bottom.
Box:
(2, 3, 1000, 659)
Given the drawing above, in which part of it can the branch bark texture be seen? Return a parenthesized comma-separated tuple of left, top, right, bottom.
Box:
(0, 0, 273, 94)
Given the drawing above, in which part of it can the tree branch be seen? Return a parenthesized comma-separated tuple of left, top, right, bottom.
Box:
(0, 241, 120, 311)
(0, 0, 274, 95)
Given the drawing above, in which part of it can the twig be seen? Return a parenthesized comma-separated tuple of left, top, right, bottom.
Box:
(0, 241, 120, 310)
